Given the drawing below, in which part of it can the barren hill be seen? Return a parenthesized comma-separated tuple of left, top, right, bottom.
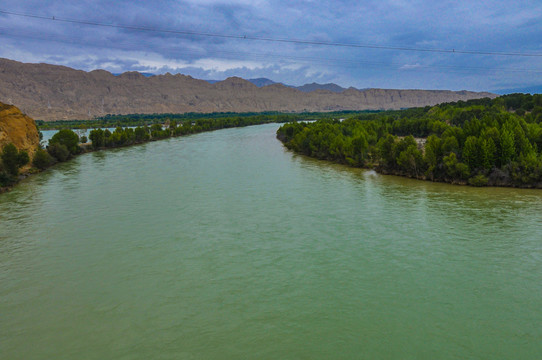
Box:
(0, 102, 40, 156)
(0, 58, 497, 121)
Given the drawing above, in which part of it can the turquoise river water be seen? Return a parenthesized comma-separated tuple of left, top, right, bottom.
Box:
(1, 123, 542, 359)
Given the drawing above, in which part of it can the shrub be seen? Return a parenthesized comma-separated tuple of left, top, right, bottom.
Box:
(468, 174, 489, 187)
(1, 143, 29, 176)
(48, 143, 70, 162)
(33, 148, 54, 169)
(0, 170, 16, 187)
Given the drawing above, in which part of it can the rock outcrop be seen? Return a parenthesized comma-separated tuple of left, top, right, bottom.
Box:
(0, 102, 40, 157)
(0, 58, 498, 121)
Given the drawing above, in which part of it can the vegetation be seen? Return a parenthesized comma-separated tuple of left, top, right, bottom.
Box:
(48, 129, 81, 155)
(277, 93, 542, 187)
(36, 111, 376, 130)
(8, 112, 334, 189)
(5, 95, 542, 190)
(47, 142, 71, 162)
(32, 148, 54, 170)
(0, 143, 29, 186)
(34, 112, 328, 169)
(84, 113, 336, 150)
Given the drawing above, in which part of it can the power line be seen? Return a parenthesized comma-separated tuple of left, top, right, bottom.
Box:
(2, 28, 541, 75)
(1, 9, 541, 58)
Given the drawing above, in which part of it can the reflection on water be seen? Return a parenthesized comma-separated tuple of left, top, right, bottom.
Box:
(1, 123, 542, 359)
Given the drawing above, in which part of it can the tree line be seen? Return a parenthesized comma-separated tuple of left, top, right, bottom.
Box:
(85, 114, 307, 149)
(276, 93, 542, 187)
(3, 112, 314, 188)
(36, 110, 375, 130)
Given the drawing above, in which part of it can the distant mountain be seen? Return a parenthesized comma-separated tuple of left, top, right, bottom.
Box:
(0, 58, 498, 121)
(207, 78, 279, 87)
(296, 83, 347, 93)
(209, 78, 349, 93)
(493, 85, 542, 95)
(247, 78, 278, 87)
(113, 72, 155, 77)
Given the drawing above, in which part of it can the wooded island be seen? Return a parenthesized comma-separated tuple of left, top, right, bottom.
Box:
(277, 94, 542, 187)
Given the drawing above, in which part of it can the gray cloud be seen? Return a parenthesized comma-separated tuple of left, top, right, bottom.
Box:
(0, 0, 540, 91)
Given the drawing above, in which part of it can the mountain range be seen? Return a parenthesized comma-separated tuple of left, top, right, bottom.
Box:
(207, 78, 349, 93)
(131, 75, 541, 95)
(0, 58, 497, 121)
(492, 85, 542, 95)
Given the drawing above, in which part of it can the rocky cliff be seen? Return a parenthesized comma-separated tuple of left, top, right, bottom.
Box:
(0, 58, 497, 121)
(0, 102, 40, 156)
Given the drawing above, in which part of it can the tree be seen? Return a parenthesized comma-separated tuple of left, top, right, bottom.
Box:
(89, 128, 105, 149)
(397, 144, 424, 176)
(500, 129, 515, 165)
(441, 135, 459, 155)
(183, 121, 193, 134)
(1, 143, 29, 176)
(351, 132, 369, 165)
(47, 143, 70, 162)
(443, 152, 470, 180)
(376, 134, 396, 168)
(49, 129, 80, 155)
(150, 124, 167, 139)
(169, 120, 177, 134)
(134, 126, 149, 142)
(468, 174, 489, 187)
(480, 138, 496, 170)
(424, 135, 442, 168)
(103, 129, 112, 147)
(32, 148, 54, 169)
(462, 136, 479, 170)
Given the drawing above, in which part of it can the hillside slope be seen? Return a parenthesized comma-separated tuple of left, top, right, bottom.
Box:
(0, 102, 40, 156)
(0, 58, 497, 121)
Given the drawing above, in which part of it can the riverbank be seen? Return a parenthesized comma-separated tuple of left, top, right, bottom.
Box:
(1, 117, 294, 194)
(277, 132, 542, 189)
(276, 94, 542, 189)
(4, 121, 542, 360)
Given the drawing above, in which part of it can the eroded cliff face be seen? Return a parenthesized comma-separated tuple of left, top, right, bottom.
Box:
(0, 102, 40, 157)
(0, 58, 498, 121)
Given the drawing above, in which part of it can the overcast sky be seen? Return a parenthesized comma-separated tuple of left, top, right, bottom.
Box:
(0, 0, 540, 91)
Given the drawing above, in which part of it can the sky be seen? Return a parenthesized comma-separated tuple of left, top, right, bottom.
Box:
(0, 0, 540, 92)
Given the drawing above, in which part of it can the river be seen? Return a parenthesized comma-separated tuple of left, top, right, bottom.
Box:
(1, 123, 542, 359)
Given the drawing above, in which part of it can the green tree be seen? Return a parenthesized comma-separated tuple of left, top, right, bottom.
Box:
(424, 135, 442, 173)
(462, 136, 479, 170)
(480, 137, 496, 170)
(47, 143, 70, 162)
(351, 132, 369, 164)
(32, 148, 54, 169)
(443, 152, 470, 180)
(134, 126, 149, 142)
(49, 129, 80, 155)
(468, 174, 489, 187)
(150, 124, 167, 139)
(169, 120, 177, 134)
(397, 144, 424, 176)
(500, 129, 515, 165)
(89, 129, 105, 149)
(376, 134, 396, 168)
(1, 143, 29, 176)
(441, 135, 459, 155)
